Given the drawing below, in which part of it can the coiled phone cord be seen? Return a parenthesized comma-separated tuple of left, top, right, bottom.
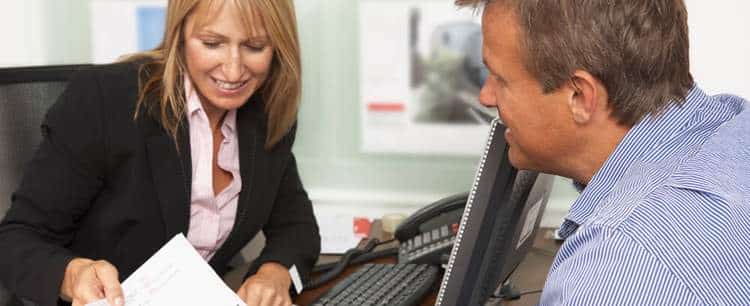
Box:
(304, 239, 398, 289)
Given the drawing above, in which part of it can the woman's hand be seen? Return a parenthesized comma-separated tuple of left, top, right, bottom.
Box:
(60, 258, 124, 306)
(237, 262, 293, 306)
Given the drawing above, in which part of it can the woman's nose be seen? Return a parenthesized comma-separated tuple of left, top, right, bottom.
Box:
(222, 49, 244, 81)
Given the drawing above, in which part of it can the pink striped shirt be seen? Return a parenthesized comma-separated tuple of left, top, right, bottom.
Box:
(184, 78, 242, 261)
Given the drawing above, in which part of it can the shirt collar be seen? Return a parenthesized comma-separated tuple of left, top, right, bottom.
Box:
(222, 107, 237, 134)
(184, 76, 237, 135)
(185, 76, 202, 117)
(559, 86, 709, 238)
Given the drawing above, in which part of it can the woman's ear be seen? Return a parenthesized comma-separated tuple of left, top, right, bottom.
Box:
(567, 70, 602, 124)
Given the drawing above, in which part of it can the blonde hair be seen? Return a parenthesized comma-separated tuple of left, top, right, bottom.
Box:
(126, 0, 301, 150)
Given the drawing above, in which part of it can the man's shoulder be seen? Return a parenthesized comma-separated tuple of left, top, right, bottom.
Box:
(595, 94, 748, 225)
(550, 92, 750, 306)
(615, 99, 750, 255)
(665, 97, 749, 203)
(545, 224, 702, 305)
(616, 121, 750, 303)
(558, 192, 750, 305)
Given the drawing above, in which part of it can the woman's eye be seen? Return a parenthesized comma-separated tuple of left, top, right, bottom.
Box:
(202, 41, 221, 49)
(244, 44, 266, 52)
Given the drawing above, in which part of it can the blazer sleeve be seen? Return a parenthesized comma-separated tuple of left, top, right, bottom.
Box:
(244, 126, 321, 293)
(0, 69, 108, 306)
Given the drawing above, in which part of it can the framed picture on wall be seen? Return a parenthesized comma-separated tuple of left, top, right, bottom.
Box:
(359, 0, 492, 156)
(90, 0, 167, 64)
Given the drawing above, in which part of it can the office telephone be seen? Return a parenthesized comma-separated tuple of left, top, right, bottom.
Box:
(395, 192, 468, 265)
(306, 192, 467, 290)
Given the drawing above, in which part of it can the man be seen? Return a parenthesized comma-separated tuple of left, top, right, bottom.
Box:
(456, 0, 750, 304)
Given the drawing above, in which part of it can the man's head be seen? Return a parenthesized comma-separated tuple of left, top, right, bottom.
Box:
(458, 0, 694, 181)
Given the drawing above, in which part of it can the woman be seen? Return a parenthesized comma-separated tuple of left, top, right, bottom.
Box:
(0, 1, 320, 306)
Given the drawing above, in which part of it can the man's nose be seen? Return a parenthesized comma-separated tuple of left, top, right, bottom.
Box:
(478, 84, 495, 108)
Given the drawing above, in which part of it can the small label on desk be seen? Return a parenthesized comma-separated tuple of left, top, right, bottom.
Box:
(290, 265, 303, 294)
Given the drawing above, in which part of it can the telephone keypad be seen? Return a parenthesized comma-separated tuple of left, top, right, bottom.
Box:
(430, 229, 437, 240)
(399, 224, 459, 264)
(440, 225, 450, 237)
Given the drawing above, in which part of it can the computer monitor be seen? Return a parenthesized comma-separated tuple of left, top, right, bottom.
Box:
(435, 118, 555, 306)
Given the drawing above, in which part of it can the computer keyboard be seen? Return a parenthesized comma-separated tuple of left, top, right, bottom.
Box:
(312, 263, 440, 306)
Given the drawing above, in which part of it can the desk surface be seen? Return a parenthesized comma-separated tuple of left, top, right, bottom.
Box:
(294, 228, 562, 306)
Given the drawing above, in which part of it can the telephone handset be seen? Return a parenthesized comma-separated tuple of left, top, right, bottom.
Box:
(395, 192, 468, 265)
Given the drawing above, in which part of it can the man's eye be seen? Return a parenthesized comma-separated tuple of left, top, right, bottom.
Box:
(202, 41, 221, 49)
(493, 75, 507, 86)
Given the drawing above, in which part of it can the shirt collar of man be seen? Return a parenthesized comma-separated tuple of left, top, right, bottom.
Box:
(184, 76, 238, 134)
(558, 85, 707, 239)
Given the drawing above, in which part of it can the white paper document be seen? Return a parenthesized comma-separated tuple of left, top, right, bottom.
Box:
(316, 214, 362, 254)
(86, 234, 245, 306)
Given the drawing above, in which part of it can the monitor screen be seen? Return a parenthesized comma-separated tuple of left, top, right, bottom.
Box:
(435, 118, 555, 305)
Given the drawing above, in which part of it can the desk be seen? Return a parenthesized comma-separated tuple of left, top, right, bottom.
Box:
(294, 228, 562, 306)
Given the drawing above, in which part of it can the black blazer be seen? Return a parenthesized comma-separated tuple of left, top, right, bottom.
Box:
(0, 61, 320, 306)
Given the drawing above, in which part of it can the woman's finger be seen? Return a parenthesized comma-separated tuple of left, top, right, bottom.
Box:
(242, 283, 262, 306)
(93, 260, 124, 306)
(257, 285, 275, 306)
(281, 293, 292, 306)
(74, 264, 105, 303)
(236, 283, 248, 302)
(240, 275, 292, 306)
(273, 294, 287, 306)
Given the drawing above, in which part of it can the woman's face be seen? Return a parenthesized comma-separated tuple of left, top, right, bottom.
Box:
(183, 1, 274, 118)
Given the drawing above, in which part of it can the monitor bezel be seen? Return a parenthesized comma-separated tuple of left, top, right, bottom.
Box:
(435, 118, 554, 305)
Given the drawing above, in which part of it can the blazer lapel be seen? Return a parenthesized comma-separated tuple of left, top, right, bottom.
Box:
(143, 118, 192, 239)
(209, 99, 263, 267)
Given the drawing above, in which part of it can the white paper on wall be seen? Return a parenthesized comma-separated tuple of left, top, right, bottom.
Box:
(359, 0, 491, 156)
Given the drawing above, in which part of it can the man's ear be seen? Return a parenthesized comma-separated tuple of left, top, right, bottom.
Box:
(567, 70, 601, 124)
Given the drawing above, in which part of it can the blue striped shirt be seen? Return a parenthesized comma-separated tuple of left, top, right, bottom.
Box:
(540, 86, 750, 305)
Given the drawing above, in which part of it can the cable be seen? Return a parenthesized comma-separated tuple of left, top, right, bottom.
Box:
(348, 247, 398, 265)
(312, 239, 398, 273)
(311, 248, 397, 273)
(305, 239, 381, 289)
(530, 246, 557, 258)
(517, 289, 543, 296)
(492, 280, 545, 301)
(492, 286, 543, 300)
(375, 238, 396, 246)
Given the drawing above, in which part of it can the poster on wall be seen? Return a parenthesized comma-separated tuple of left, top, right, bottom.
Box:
(360, 0, 493, 156)
(90, 0, 167, 64)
